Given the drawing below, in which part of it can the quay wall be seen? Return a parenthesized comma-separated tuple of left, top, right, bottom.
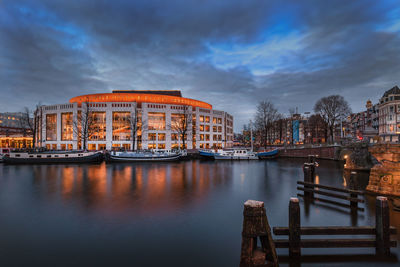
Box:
(278, 146, 339, 160)
(367, 144, 400, 197)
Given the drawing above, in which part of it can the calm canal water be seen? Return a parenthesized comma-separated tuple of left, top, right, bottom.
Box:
(0, 159, 399, 266)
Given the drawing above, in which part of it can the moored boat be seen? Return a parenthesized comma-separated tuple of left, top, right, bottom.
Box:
(3, 151, 104, 164)
(0, 148, 11, 163)
(213, 149, 258, 160)
(105, 150, 182, 162)
(257, 148, 279, 159)
(199, 149, 223, 159)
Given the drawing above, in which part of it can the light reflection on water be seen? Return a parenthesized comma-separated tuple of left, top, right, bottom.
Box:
(0, 159, 399, 266)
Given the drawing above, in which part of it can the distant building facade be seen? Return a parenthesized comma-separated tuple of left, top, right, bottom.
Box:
(378, 86, 400, 142)
(345, 100, 379, 143)
(0, 112, 33, 148)
(35, 90, 234, 150)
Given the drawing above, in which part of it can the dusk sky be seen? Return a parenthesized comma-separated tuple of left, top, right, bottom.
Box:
(1, 0, 400, 131)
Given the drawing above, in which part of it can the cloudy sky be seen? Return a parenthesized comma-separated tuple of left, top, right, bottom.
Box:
(1, 0, 400, 131)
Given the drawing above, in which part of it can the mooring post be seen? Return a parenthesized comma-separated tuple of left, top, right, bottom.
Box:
(289, 198, 301, 259)
(240, 200, 278, 267)
(303, 163, 314, 198)
(376, 196, 390, 256)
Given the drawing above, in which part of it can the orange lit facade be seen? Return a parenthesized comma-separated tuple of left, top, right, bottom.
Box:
(69, 92, 212, 110)
(36, 90, 233, 150)
(0, 112, 33, 148)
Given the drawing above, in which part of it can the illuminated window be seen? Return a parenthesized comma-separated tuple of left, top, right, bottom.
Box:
(200, 134, 204, 141)
(171, 144, 179, 149)
(112, 112, 131, 141)
(205, 116, 210, 123)
(148, 143, 156, 149)
(158, 133, 166, 141)
(46, 114, 57, 141)
(199, 116, 204, 122)
(148, 133, 156, 141)
(171, 113, 185, 130)
(213, 134, 218, 141)
(213, 117, 217, 124)
(205, 134, 210, 141)
(205, 125, 210, 132)
(61, 113, 73, 141)
(213, 126, 217, 132)
(89, 112, 106, 141)
(217, 118, 222, 124)
(88, 144, 96, 151)
(218, 126, 222, 132)
(158, 143, 165, 149)
(171, 133, 178, 141)
(148, 112, 166, 130)
(200, 125, 204, 131)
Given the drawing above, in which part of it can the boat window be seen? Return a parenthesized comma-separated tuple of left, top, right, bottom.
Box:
(15, 154, 20, 157)
(29, 155, 33, 158)
(47, 155, 52, 158)
(65, 155, 69, 157)
(55, 155, 59, 158)
(37, 155, 41, 158)
(79, 154, 82, 156)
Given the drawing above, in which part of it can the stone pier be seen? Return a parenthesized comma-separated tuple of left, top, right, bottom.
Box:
(367, 144, 400, 197)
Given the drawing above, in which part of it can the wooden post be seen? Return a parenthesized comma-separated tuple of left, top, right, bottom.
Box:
(376, 196, 390, 256)
(240, 200, 278, 267)
(349, 192, 358, 210)
(303, 163, 314, 198)
(289, 198, 301, 259)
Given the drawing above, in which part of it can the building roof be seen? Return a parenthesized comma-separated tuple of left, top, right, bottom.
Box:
(69, 92, 212, 109)
(383, 86, 400, 97)
(112, 90, 182, 97)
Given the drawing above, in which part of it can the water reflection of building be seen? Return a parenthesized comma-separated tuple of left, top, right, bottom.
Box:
(36, 90, 234, 150)
(31, 162, 233, 215)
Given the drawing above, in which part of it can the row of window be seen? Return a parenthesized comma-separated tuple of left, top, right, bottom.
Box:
(199, 116, 223, 124)
(45, 112, 229, 141)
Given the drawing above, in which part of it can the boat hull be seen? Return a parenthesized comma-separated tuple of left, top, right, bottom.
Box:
(106, 152, 181, 162)
(3, 152, 104, 164)
(199, 150, 215, 159)
(257, 149, 279, 159)
(213, 155, 259, 160)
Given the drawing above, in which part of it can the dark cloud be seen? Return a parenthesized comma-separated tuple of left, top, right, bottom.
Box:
(1, 0, 400, 130)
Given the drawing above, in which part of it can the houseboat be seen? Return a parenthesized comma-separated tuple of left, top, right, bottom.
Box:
(3, 151, 104, 164)
(105, 150, 182, 162)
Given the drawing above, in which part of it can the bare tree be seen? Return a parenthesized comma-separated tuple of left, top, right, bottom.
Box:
(168, 105, 192, 150)
(127, 106, 140, 151)
(20, 104, 41, 149)
(314, 95, 351, 143)
(254, 100, 280, 147)
(73, 102, 95, 150)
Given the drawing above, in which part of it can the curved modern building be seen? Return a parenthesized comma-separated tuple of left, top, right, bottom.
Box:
(36, 90, 233, 150)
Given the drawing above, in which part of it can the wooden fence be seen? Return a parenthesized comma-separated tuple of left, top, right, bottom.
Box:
(272, 197, 397, 258)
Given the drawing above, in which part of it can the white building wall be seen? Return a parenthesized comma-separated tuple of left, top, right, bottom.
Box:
(37, 101, 234, 150)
